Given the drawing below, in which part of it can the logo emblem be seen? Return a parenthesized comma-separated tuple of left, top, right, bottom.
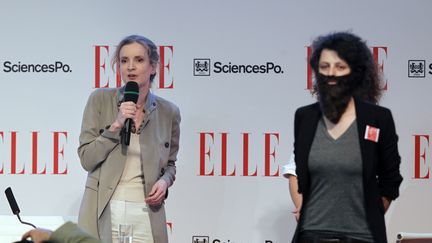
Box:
(192, 236, 209, 243)
(194, 58, 211, 76)
(408, 60, 425, 78)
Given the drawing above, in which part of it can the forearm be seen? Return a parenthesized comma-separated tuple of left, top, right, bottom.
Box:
(160, 161, 176, 187)
(78, 90, 122, 172)
(288, 175, 302, 209)
(78, 129, 120, 171)
(50, 222, 101, 243)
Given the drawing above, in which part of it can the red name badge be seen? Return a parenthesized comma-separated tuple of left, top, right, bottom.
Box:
(364, 125, 380, 142)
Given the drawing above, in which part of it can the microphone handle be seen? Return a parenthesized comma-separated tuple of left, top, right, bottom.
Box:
(17, 214, 37, 228)
(4, 187, 37, 228)
(123, 118, 133, 145)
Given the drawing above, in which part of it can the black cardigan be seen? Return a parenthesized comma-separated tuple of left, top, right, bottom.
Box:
(292, 98, 403, 243)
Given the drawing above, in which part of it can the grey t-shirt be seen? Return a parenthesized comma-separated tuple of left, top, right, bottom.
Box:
(300, 119, 373, 242)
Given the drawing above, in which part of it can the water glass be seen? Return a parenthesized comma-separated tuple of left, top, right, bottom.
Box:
(118, 224, 133, 243)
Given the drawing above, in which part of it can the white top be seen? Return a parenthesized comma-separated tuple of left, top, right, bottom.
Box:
(112, 133, 146, 202)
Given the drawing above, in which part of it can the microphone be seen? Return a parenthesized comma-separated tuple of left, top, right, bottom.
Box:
(4, 187, 37, 228)
(122, 81, 139, 145)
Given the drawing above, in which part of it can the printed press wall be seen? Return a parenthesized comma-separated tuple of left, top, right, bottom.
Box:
(0, 1, 431, 242)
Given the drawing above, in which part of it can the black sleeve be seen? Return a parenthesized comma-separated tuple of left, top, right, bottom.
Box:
(377, 109, 403, 200)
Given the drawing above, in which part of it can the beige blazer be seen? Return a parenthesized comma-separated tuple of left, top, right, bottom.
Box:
(77, 87, 180, 243)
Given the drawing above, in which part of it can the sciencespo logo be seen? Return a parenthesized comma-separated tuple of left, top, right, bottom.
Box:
(2, 60, 72, 73)
(192, 235, 274, 243)
(193, 58, 284, 76)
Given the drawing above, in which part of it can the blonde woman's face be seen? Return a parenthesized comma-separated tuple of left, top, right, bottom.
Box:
(119, 42, 156, 89)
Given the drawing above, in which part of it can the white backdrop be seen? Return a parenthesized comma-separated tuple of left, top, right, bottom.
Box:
(1, 1, 432, 242)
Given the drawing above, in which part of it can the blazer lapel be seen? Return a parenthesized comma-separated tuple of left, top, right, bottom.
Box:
(354, 98, 375, 180)
(98, 90, 127, 218)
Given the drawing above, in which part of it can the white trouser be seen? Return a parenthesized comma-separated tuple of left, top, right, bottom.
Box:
(110, 200, 154, 243)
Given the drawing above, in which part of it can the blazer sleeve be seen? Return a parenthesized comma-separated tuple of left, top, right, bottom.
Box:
(50, 222, 102, 243)
(77, 90, 121, 172)
(377, 108, 403, 200)
(160, 105, 181, 187)
(293, 107, 304, 194)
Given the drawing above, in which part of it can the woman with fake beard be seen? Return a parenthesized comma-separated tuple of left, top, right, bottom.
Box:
(291, 32, 402, 243)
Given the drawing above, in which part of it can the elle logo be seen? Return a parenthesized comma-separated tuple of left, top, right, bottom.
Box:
(0, 131, 68, 175)
(94, 45, 174, 89)
(199, 132, 280, 177)
(414, 135, 431, 179)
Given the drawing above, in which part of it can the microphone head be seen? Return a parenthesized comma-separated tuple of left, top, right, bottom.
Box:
(124, 81, 139, 103)
(5, 187, 21, 215)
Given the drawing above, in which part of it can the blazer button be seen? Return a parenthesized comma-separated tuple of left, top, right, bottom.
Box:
(164, 142, 169, 148)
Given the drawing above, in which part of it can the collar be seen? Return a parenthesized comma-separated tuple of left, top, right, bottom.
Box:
(116, 86, 157, 113)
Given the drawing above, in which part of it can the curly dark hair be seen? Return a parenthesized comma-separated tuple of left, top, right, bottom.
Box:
(309, 31, 382, 103)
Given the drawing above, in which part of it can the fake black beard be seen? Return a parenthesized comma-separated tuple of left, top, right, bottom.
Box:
(316, 73, 356, 124)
